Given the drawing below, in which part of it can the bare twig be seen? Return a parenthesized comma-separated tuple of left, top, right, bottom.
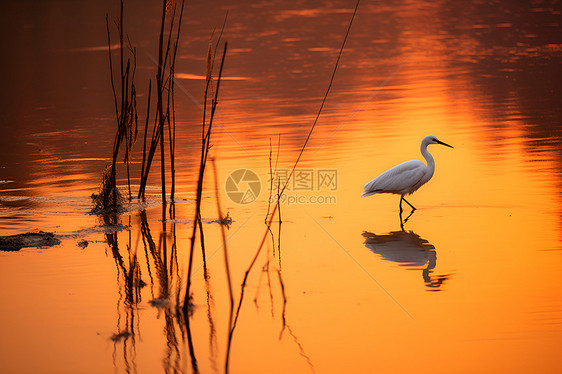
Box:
(156, 0, 167, 218)
(140, 79, 152, 199)
(227, 1, 360, 370)
(183, 42, 228, 312)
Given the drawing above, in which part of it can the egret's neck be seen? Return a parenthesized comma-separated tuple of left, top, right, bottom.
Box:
(421, 143, 435, 171)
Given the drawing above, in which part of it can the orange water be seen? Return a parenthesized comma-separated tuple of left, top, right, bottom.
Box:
(1, 1, 561, 373)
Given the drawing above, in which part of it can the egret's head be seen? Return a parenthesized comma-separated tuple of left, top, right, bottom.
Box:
(424, 135, 453, 148)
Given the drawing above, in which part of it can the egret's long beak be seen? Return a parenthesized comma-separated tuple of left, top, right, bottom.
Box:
(436, 139, 454, 148)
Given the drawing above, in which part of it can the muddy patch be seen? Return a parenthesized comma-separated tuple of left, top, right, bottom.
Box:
(0, 231, 61, 251)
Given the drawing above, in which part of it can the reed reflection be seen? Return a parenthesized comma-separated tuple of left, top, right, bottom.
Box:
(138, 209, 197, 373)
(224, 163, 314, 372)
(101, 208, 204, 374)
(362, 231, 450, 291)
(105, 215, 141, 374)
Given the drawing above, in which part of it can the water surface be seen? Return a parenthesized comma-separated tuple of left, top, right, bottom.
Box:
(1, 1, 561, 373)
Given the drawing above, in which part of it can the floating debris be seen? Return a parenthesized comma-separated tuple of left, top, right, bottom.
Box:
(149, 298, 170, 308)
(0, 231, 61, 252)
(56, 223, 130, 240)
(110, 331, 131, 342)
(77, 239, 89, 249)
(213, 211, 233, 227)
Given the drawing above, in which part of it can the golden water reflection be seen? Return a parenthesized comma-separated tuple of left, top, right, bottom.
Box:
(0, 0, 561, 373)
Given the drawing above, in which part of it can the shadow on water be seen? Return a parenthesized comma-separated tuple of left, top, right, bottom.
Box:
(362, 231, 452, 291)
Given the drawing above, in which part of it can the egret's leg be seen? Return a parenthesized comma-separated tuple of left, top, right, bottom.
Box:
(402, 197, 416, 211)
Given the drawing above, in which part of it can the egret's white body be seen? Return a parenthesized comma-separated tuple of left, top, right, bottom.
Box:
(362, 135, 453, 211)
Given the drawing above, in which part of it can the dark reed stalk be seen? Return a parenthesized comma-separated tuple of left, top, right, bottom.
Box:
(106, 14, 119, 134)
(117, 0, 126, 205)
(137, 0, 184, 208)
(119, 0, 124, 128)
(140, 79, 152, 196)
(167, 79, 175, 214)
(124, 39, 138, 201)
(183, 42, 228, 313)
(137, 105, 160, 199)
(122, 59, 132, 198)
(104, 14, 120, 211)
(136, 1, 170, 203)
(96, 0, 138, 214)
(156, 0, 167, 218)
(168, 0, 185, 209)
(158, 0, 180, 219)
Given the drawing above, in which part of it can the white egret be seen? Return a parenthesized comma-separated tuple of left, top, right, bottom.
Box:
(361, 135, 453, 213)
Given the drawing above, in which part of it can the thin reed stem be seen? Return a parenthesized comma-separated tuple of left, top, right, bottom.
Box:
(99, 1, 139, 212)
(140, 79, 152, 200)
(280, 0, 360, 197)
(183, 42, 228, 312)
(106, 15, 119, 125)
(227, 1, 360, 369)
(156, 0, 167, 219)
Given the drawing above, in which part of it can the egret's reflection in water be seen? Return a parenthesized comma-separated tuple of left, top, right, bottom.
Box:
(362, 231, 451, 291)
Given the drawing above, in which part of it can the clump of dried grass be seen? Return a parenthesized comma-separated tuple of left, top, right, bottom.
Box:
(91, 166, 125, 215)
